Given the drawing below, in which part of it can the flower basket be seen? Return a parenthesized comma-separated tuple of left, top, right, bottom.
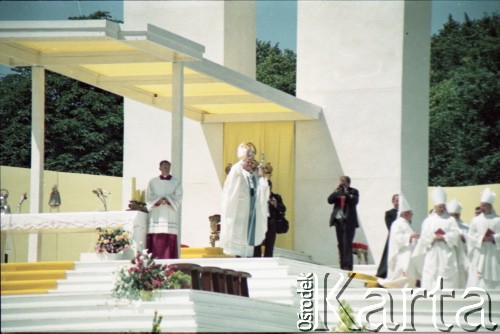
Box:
(111, 250, 191, 301)
(95, 226, 131, 255)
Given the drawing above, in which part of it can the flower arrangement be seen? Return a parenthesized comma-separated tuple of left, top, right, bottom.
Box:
(111, 250, 191, 301)
(95, 226, 131, 254)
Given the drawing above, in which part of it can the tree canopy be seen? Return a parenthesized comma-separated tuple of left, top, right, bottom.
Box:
(256, 40, 296, 96)
(429, 13, 499, 186)
(0, 67, 124, 176)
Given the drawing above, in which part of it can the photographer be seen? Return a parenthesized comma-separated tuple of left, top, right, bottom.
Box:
(328, 176, 359, 270)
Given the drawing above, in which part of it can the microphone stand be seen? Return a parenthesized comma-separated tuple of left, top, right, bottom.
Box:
(17, 193, 27, 214)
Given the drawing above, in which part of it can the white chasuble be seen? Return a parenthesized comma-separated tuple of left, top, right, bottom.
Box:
(146, 176, 182, 235)
(220, 160, 269, 257)
(466, 212, 500, 289)
(386, 217, 418, 280)
(412, 213, 461, 289)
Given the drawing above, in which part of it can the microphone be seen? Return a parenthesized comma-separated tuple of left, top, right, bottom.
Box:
(18, 192, 27, 206)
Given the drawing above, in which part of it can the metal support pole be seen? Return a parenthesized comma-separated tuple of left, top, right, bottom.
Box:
(172, 62, 184, 257)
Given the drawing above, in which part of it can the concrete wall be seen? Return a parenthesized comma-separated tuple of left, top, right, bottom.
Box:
(295, 1, 431, 265)
(122, 1, 255, 248)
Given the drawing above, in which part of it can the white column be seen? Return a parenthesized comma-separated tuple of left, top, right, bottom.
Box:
(172, 61, 184, 255)
(29, 66, 45, 262)
(295, 1, 430, 265)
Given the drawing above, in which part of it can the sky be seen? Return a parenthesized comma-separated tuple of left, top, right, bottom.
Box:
(0, 1, 498, 54)
(1, 1, 499, 50)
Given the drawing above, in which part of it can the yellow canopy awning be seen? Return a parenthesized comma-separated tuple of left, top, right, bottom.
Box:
(0, 20, 321, 123)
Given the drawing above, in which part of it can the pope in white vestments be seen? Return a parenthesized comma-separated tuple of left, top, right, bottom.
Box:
(146, 160, 183, 259)
(378, 194, 420, 288)
(220, 143, 270, 257)
(413, 187, 461, 289)
(466, 188, 500, 289)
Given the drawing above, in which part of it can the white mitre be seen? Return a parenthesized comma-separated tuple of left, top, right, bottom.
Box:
(480, 188, 496, 205)
(447, 198, 462, 214)
(398, 193, 412, 215)
(431, 186, 447, 206)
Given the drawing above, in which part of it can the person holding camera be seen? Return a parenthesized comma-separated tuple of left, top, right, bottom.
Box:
(328, 175, 360, 271)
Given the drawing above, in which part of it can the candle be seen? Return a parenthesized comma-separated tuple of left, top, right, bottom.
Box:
(140, 190, 145, 203)
(131, 177, 136, 201)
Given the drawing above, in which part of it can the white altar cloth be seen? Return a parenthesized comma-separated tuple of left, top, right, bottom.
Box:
(1, 211, 148, 262)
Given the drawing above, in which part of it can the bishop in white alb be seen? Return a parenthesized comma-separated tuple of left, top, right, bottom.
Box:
(467, 188, 500, 289)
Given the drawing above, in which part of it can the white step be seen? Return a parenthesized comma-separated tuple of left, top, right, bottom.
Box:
(3, 256, 499, 332)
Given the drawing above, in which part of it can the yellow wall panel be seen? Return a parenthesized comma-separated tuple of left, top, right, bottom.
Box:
(223, 122, 295, 250)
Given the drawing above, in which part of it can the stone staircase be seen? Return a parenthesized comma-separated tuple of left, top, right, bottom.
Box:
(1, 251, 499, 332)
(1, 261, 75, 295)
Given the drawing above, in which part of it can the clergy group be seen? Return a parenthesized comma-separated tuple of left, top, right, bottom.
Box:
(379, 187, 499, 290)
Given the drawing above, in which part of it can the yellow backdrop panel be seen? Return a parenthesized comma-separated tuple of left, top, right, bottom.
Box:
(223, 122, 295, 250)
(0, 166, 122, 262)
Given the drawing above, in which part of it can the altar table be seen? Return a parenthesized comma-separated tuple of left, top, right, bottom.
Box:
(1, 211, 147, 262)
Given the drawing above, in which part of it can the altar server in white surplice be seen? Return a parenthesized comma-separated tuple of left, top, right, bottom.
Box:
(413, 187, 461, 289)
(146, 160, 183, 259)
(466, 188, 500, 289)
(220, 143, 269, 257)
(447, 198, 469, 288)
(378, 193, 420, 288)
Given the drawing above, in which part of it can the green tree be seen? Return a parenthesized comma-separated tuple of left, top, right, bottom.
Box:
(0, 67, 124, 176)
(256, 40, 296, 96)
(0, 68, 32, 167)
(429, 13, 500, 186)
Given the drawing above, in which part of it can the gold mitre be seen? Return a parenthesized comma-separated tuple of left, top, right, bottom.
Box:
(263, 162, 273, 177)
(237, 142, 257, 159)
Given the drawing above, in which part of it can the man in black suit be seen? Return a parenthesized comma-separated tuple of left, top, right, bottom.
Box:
(328, 176, 359, 271)
(254, 180, 287, 257)
(375, 194, 399, 278)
